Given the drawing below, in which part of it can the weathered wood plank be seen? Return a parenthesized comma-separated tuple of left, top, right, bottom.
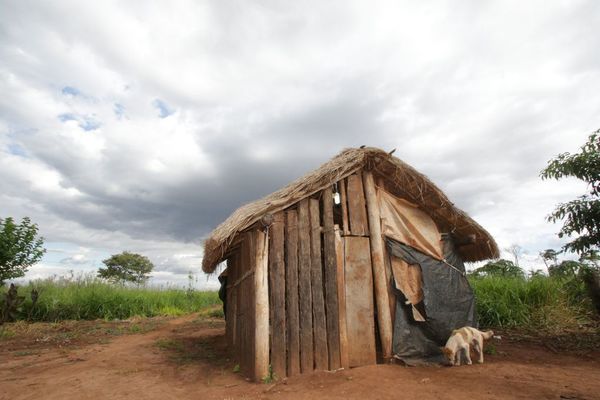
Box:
(240, 232, 254, 378)
(335, 227, 349, 369)
(268, 212, 286, 378)
(254, 228, 270, 381)
(363, 171, 393, 360)
(344, 236, 376, 367)
(309, 198, 328, 370)
(225, 256, 236, 350)
(235, 244, 244, 365)
(322, 187, 341, 370)
(297, 199, 314, 373)
(346, 173, 369, 235)
(285, 210, 300, 376)
(339, 179, 350, 235)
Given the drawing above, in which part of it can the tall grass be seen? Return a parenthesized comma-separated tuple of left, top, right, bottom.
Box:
(3, 275, 221, 322)
(470, 275, 593, 331)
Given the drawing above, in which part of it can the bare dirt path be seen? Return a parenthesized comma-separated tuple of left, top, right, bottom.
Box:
(1, 314, 599, 400)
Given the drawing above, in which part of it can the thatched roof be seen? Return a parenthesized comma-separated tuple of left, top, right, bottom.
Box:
(202, 147, 499, 273)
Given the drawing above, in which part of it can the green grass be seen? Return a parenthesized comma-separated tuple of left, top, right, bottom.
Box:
(2, 275, 221, 322)
(470, 275, 594, 331)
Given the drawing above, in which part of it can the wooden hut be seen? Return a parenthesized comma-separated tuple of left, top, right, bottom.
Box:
(202, 147, 498, 381)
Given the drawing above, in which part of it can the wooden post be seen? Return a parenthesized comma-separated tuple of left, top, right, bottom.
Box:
(335, 227, 349, 369)
(269, 213, 286, 378)
(297, 199, 314, 373)
(322, 187, 341, 370)
(362, 171, 393, 360)
(285, 210, 300, 376)
(254, 228, 270, 381)
(309, 198, 328, 370)
(339, 179, 350, 235)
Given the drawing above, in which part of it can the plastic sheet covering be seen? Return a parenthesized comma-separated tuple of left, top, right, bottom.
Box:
(377, 188, 443, 260)
(387, 236, 477, 364)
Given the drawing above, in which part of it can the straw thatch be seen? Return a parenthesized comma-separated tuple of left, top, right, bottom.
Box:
(202, 147, 499, 273)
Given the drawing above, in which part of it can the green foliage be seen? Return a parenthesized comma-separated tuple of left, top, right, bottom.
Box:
(541, 131, 600, 255)
(470, 275, 593, 330)
(0, 217, 46, 286)
(540, 248, 559, 268)
(0, 274, 221, 321)
(548, 260, 582, 278)
(469, 259, 524, 278)
(98, 251, 154, 285)
(0, 284, 25, 324)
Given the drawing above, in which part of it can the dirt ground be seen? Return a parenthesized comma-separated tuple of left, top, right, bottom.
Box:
(1, 314, 599, 400)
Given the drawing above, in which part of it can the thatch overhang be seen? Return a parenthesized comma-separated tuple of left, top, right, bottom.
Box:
(202, 147, 499, 273)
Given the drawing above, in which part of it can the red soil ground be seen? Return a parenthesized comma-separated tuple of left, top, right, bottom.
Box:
(1, 314, 599, 400)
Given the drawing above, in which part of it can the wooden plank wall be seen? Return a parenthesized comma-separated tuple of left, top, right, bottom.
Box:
(225, 172, 387, 378)
(225, 231, 256, 379)
(264, 187, 344, 377)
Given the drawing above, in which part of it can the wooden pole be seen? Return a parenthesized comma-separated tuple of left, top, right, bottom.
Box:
(268, 213, 286, 378)
(339, 179, 350, 235)
(335, 227, 350, 369)
(322, 187, 341, 370)
(362, 171, 393, 360)
(285, 210, 301, 376)
(297, 199, 314, 373)
(309, 198, 328, 370)
(254, 228, 270, 381)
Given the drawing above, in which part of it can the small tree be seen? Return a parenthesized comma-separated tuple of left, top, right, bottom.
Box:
(0, 217, 46, 286)
(548, 260, 583, 278)
(541, 130, 600, 255)
(540, 249, 559, 269)
(470, 259, 525, 278)
(98, 251, 154, 285)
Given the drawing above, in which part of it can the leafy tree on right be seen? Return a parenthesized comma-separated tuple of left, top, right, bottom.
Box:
(541, 130, 599, 255)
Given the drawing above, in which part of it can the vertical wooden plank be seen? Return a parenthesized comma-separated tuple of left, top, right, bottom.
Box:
(254, 228, 270, 381)
(322, 187, 341, 370)
(239, 233, 252, 377)
(269, 212, 286, 378)
(339, 178, 350, 235)
(297, 199, 314, 373)
(285, 210, 300, 376)
(346, 173, 369, 235)
(247, 233, 257, 380)
(335, 227, 349, 369)
(226, 257, 237, 350)
(309, 198, 328, 370)
(235, 245, 244, 364)
(363, 171, 393, 360)
(344, 236, 377, 367)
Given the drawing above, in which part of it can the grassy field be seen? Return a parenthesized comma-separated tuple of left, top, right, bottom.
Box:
(2, 276, 221, 322)
(470, 274, 594, 332)
(2, 273, 596, 332)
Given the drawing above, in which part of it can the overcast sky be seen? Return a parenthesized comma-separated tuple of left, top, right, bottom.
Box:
(1, 0, 599, 288)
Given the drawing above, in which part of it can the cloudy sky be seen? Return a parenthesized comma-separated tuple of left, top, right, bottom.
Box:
(1, 0, 598, 288)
